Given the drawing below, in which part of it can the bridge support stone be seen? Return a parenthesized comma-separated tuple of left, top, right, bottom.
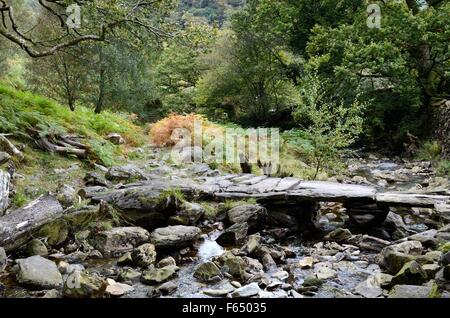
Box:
(345, 201, 390, 228)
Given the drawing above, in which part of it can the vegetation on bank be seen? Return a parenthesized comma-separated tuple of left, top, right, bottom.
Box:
(0, 83, 145, 166)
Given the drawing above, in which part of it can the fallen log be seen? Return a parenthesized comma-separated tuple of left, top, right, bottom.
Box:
(0, 135, 24, 161)
(0, 169, 10, 215)
(0, 195, 63, 252)
(36, 137, 87, 158)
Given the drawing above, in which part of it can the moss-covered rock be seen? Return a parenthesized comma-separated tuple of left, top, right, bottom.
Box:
(25, 239, 48, 257)
(391, 261, 428, 286)
(194, 261, 222, 283)
(36, 219, 69, 247)
(141, 265, 178, 285)
(131, 243, 157, 268)
(63, 271, 107, 298)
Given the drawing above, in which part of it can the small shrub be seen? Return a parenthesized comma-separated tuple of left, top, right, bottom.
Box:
(149, 113, 223, 147)
(416, 141, 442, 161)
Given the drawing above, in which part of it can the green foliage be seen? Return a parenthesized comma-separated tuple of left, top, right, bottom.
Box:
(154, 22, 218, 116)
(292, 73, 364, 179)
(416, 141, 442, 161)
(304, 1, 450, 146)
(0, 83, 144, 165)
(436, 160, 450, 177)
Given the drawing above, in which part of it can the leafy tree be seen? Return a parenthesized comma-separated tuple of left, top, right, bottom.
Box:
(154, 22, 217, 116)
(292, 73, 365, 179)
(0, 0, 176, 57)
(195, 16, 300, 126)
(305, 1, 450, 146)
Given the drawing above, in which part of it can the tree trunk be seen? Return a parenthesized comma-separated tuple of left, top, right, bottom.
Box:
(0, 169, 10, 215)
(95, 46, 106, 114)
(0, 195, 63, 252)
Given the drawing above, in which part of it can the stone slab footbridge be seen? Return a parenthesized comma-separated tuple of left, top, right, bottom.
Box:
(2, 172, 450, 252)
(86, 173, 450, 230)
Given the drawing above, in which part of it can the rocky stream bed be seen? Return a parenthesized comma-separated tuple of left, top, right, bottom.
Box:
(0, 148, 449, 298)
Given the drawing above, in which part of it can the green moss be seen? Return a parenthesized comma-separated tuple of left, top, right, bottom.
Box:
(36, 219, 69, 246)
(438, 242, 450, 253)
(199, 202, 219, 220)
(428, 282, 441, 298)
(157, 189, 185, 205)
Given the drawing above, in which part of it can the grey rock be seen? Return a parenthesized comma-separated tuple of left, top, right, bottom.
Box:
(150, 225, 201, 249)
(131, 243, 157, 268)
(92, 227, 150, 257)
(156, 281, 178, 295)
(106, 133, 125, 145)
(63, 271, 106, 298)
(441, 251, 450, 266)
(391, 261, 428, 286)
(408, 230, 438, 247)
(105, 279, 134, 297)
(0, 151, 11, 164)
(83, 172, 111, 187)
(324, 228, 352, 242)
(381, 241, 423, 274)
(216, 222, 248, 246)
(194, 261, 223, 282)
(56, 185, 77, 208)
(42, 289, 61, 298)
(216, 251, 247, 279)
(26, 239, 48, 257)
(241, 234, 262, 255)
(170, 201, 205, 226)
(156, 256, 177, 268)
(0, 247, 7, 271)
(231, 282, 261, 298)
(118, 268, 141, 282)
(16, 256, 63, 289)
(106, 164, 147, 182)
(388, 285, 432, 298)
(227, 204, 267, 232)
(141, 265, 179, 285)
(203, 283, 235, 297)
(354, 277, 383, 298)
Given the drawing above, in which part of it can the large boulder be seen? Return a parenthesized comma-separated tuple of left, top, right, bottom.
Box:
(194, 261, 223, 283)
(16, 256, 63, 290)
(216, 223, 248, 246)
(380, 241, 423, 274)
(106, 133, 125, 145)
(91, 227, 150, 257)
(150, 225, 201, 249)
(216, 251, 247, 279)
(227, 204, 267, 232)
(131, 243, 157, 268)
(391, 261, 428, 286)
